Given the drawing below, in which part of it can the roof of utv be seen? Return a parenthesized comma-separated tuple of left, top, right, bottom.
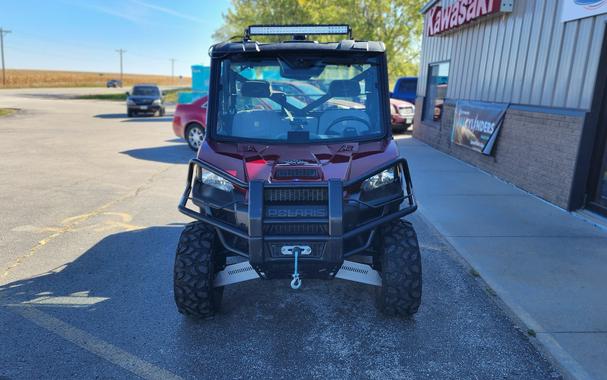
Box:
(210, 24, 385, 58)
(211, 40, 386, 57)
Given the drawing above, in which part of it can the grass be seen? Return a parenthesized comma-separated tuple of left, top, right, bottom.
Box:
(0, 108, 16, 117)
(163, 88, 188, 103)
(77, 93, 127, 101)
(0, 69, 190, 89)
(75, 88, 188, 103)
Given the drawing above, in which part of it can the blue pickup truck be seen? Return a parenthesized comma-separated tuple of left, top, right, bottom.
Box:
(391, 77, 418, 104)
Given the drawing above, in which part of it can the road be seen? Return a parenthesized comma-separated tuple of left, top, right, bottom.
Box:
(0, 88, 559, 379)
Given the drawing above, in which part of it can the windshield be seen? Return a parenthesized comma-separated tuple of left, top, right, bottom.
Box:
(132, 86, 159, 96)
(215, 55, 385, 143)
(397, 79, 417, 93)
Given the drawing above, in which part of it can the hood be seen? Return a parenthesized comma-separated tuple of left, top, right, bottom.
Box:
(390, 98, 414, 107)
(197, 139, 400, 184)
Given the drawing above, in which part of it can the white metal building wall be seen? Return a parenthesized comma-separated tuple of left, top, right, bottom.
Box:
(418, 0, 607, 110)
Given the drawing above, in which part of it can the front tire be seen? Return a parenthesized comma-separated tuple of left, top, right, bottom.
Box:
(173, 222, 224, 319)
(376, 220, 422, 317)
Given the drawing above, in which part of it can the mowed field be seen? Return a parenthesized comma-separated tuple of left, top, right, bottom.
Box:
(0, 69, 191, 88)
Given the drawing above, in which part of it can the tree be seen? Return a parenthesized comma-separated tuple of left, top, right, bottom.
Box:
(213, 0, 425, 80)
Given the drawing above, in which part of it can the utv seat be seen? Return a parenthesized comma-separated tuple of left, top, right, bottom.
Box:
(231, 110, 289, 139)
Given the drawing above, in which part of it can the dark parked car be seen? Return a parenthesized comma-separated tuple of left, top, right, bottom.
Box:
(391, 77, 417, 104)
(173, 24, 421, 320)
(126, 84, 165, 117)
(106, 79, 122, 88)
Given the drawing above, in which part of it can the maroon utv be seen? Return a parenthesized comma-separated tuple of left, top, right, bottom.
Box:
(174, 25, 422, 318)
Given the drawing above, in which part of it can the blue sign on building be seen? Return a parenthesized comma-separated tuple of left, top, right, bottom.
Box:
(191, 65, 210, 92)
(177, 65, 210, 104)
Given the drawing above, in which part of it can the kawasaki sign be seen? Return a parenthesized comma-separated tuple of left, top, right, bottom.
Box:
(426, 0, 513, 37)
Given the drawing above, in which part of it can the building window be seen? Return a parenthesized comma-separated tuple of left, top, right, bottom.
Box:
(423, 62, 449, 123)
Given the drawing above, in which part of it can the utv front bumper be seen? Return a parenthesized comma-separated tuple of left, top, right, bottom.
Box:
(178, 157, 416, 280)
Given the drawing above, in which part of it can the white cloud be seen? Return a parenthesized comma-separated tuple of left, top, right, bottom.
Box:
(128, 0, 205, 24)
(61, 0, 146, 24)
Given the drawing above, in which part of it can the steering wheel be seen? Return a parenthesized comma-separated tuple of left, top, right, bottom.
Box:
(324, 116, 371, 136)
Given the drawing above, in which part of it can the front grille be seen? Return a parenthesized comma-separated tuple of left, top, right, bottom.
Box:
(263, 223, 328, 235)
(398, 106, 414, 116)
(265, 187, 328, 203)
(274, 167, 320, 179)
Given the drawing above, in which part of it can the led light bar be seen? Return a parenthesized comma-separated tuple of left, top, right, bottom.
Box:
(246, 24, 352, 39)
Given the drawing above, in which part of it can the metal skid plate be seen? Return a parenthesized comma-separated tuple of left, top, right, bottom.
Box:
(335, 260, 382, 287)
(214, 260, 382, 287)
(214, 261, 260, 287)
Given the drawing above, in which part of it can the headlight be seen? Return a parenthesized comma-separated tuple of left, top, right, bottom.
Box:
(198, 169, 234, 192)
(153, 99, 162, 104)
(362, 168, 396, 191)
(127, 99, 135, 105)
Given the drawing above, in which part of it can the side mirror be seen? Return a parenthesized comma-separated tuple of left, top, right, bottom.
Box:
(162, 91, 166, 96)
(126, 91, 130, 96)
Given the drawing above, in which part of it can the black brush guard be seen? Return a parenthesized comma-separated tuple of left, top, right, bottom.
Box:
(178, 157, 417, 278)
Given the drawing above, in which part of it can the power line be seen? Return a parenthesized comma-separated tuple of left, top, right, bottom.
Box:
(1, 27, 12, 86)
(116, 49, 126, 87)
(170, 58, 176, 84)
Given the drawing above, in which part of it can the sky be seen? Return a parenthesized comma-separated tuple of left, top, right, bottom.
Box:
(0, 0, 231, 76)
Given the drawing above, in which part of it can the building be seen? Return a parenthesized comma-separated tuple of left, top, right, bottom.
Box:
(414, 0, 607, 217)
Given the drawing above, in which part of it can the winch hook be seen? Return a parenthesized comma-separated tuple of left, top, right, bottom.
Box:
(290, 247, 302, 290)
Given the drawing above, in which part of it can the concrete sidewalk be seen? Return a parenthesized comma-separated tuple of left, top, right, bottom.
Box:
(397, 136, 607, 380)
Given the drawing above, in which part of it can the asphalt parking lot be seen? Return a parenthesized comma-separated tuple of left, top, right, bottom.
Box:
(0, 89, 560, 379)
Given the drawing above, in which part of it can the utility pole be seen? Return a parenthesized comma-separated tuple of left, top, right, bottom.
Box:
(0, 28, 11, 86)
(170, 58, 176, 85)
(116, 49, 126, 87)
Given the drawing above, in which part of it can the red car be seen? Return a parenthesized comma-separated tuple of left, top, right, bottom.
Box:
(172, 96, 208, 150)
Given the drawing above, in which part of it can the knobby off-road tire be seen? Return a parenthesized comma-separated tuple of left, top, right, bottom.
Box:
(376, 220, 422, 317)
(173, 222, 224, 319)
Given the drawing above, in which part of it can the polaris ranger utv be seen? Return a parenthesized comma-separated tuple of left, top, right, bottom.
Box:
(174, 25, 421, 318)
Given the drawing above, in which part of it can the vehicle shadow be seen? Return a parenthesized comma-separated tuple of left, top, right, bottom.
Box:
(94, 113, 125, 119)
(120, 145, 194, 164)
(93, 114, 173, 121)
(121, 116, 173, 123)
